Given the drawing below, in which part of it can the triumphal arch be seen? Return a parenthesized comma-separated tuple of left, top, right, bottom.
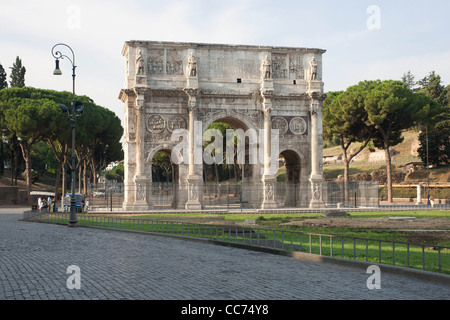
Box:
(119, 41, 326, 211)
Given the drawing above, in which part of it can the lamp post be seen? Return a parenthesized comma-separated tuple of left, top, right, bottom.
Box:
(51, 43, 83, 227)
(425, 123, 430, 205)
(420, 122, 430, 206)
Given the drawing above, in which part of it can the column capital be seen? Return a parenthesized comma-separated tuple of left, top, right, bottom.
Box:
(184, 87, 199, 113)
(260, 88, 274, 115)
(307, 90, 326, 101)
(309, 93, 324, 116)
(183, 87, 199, 99)
(260, 88, 274, 100)
(133, 86, 151, 98)
(262, 105, 273, 116)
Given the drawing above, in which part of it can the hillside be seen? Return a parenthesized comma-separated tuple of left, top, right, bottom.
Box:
(322, 130, 449, 183)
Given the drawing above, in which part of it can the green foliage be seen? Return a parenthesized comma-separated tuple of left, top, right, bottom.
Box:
(0, 86, 124, 196)
(417, 120, 450, 166)
(105, 162, 124, 181)
(401, 71, 416, 91)
(9, 56, 26, 88)
(414, 72, 449, 166)
(152, 151, 173, 182)
(324, 79, 440, 202)
(0, 63, 7, 90)
(31, 141, 59, 176)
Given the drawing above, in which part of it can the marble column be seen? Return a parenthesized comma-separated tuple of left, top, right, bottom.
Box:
(309, 92, 325, 208)
(260, 87, 277, 209)
(183, 87, 203, 210)
(121, 97, 136, 211)
(133, 93, 152, 210)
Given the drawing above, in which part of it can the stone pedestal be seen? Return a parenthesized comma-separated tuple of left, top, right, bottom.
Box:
(309, 177, 325, 208)
(187, 77, 198, 89)
(261, 178, 277, 209)
(185, 176, 203, 210)
(133, 175, 152, 210)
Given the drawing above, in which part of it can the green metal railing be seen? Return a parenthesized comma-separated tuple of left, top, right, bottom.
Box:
(24, 212, 449, 274)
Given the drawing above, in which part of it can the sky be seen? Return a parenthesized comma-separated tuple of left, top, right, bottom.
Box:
(1, 0, 449, 127)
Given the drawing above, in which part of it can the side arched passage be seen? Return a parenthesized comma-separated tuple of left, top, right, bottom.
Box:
(278, 149, 304, 207)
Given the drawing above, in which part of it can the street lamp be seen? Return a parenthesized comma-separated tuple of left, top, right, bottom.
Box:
(425, 123, 430, 205)
(51, 43, 84, 227)
(420, 122, 430, 206)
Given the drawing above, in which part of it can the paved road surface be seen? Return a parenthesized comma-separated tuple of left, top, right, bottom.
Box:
(1, 207, 449, 302)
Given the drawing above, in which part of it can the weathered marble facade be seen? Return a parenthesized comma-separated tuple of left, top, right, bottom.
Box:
(119, 41, 326, 210)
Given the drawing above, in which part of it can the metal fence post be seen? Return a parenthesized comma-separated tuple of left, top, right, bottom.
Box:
(438, 247, 442, 273)
(319, 235, 322, 256)
(392, 242, 395, 266)
(366, 240, 368, 262)
(353, 238, 356, 260)
(422, 245, 425, 270)
(330, 236, 333, 257)
(379, 241, 381, 263)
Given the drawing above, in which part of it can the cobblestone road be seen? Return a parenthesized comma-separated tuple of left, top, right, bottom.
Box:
(1, 207, 449, 302)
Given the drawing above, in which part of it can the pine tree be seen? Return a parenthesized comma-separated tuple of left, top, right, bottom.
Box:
(0, 63, 7, 90)
(9, 56, 26, 88)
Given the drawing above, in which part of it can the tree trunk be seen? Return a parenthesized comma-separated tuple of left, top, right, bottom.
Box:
(343, 158, 350, 204)
(54, 160, 61, 199)
(0, 139, 4, 177)
(61, 152, 67, 198)
(384, 146, 393, 203)
(83, 159, 88, 195)
(19, 143, 32, 205)
(379, 126, 393, 204)
(14, 149, 18, 186)
(90, 157, 97, 185)
(78, 165, 82, 194)
(339, 131, 374, 206)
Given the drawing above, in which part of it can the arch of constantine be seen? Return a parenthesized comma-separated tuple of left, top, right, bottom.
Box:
(119, 41, 327, 211)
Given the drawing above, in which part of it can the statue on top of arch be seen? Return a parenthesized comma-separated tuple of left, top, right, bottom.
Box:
(136, 50, 145, 75)
(261, 55, 272, 79)
(187, 52, 198, 78)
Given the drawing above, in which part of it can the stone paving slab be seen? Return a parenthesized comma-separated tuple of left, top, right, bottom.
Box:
(0, 207, 449, 302)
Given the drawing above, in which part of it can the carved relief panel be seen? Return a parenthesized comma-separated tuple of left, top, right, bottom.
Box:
(166, 49, 184, 75)
(147, 49, 164, 75)
(147, 115, 166, 133)
(272, 53, 287, 79)
(271, 116, 308, 135)
(145, 114, 187, 142)
(289, 54, 305, 79)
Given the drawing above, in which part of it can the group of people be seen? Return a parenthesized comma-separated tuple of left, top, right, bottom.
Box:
(37, 196, 55, 212)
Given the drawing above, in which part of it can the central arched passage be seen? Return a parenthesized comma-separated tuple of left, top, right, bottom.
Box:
(146, 146, 182, 209)
(201, 115, 261, 208)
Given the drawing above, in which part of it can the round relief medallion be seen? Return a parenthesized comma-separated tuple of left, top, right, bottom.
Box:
(271, 117, 288, 134)
(147, 115, 165, 133)
(167, 115, 187, 132)
(289, 117, 307, 135)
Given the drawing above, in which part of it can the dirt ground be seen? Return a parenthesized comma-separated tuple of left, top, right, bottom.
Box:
(282, 217, 450, 230)
(282, 217, 450, 244)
